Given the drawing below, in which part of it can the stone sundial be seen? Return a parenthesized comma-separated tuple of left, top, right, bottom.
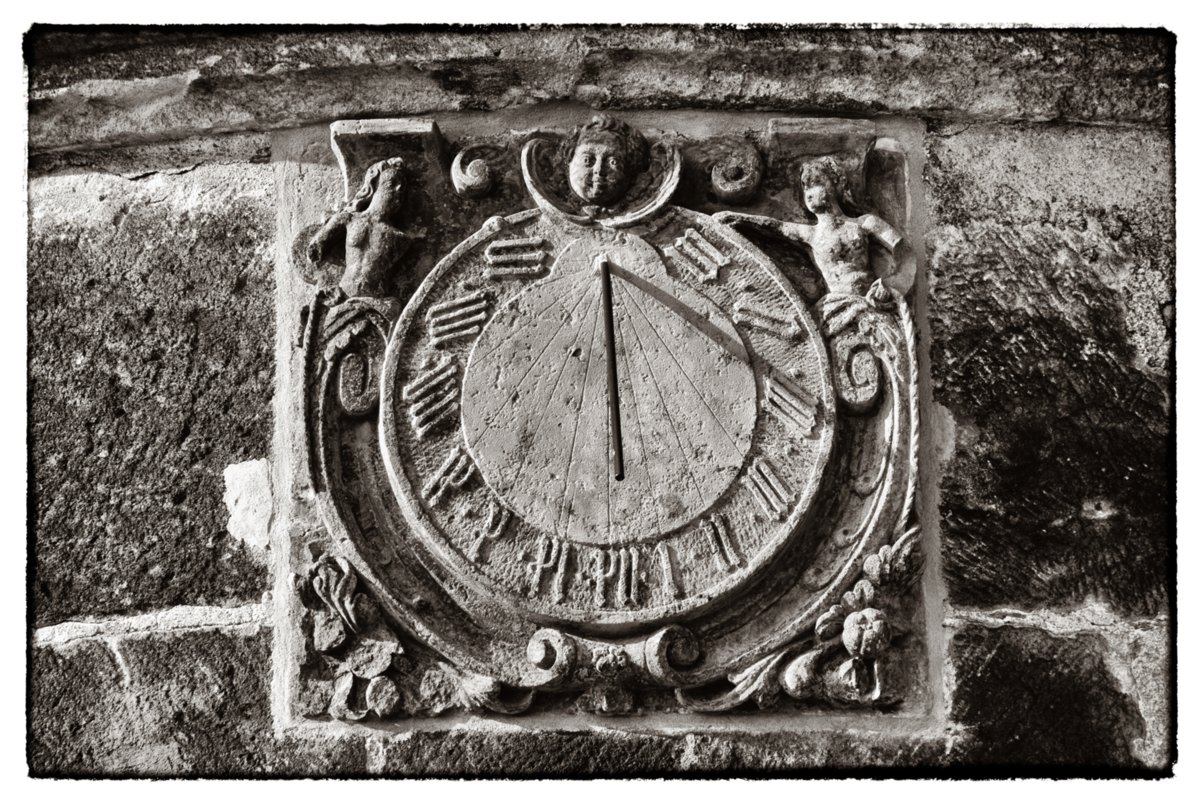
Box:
(286, 113, 923, 719)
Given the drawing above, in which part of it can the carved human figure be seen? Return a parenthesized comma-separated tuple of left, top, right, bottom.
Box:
(565, 114, 650, 208)
(716, 156, 912, 297)
(307, 157, 412, 298)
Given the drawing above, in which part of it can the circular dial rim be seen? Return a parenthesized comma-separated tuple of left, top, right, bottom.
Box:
(378, 208, 836, 633)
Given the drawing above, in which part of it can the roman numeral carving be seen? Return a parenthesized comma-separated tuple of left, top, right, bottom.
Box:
(484, 236, 549, 279)
(422, 446, 474, 505)
(589, 547, 643, 608)
(766, 372, 818, 437)
(733, 298, 803, 341)
(402, 356, 459, 438)
(615, 547, 641, 608)
(704, 513, 744, 571)
(655, 541, 682, 599)
(427, 290, 489, 347)
(747, 457, 796, 521)
(528, 535, 572, 603)
(666, 228, 730, 282)
(468, 501, 512, 563)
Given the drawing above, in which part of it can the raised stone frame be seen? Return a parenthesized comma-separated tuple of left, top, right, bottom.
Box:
(271, 112, 940, 733)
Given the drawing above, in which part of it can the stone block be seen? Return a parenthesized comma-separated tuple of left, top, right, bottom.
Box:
(29, 158, 275, 625)
(26, 28, 1172, 152)
(29, 626, 368, 776)
(369, 727, 951, 776)
(948, 621, 1166, 769)
(925, 124, 1173, 616)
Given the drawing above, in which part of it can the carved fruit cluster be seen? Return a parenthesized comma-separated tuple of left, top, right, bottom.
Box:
(302, 555, 406, 720)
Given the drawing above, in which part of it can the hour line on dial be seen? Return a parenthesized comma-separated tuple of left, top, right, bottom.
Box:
(665, 227, 731, 283)
(765, 371, 819, 437)
(460, 234, 758, 548)
(422, 445, 474, 505)
(427, 290, 489, 347)
(732, 298, 803, 341)
(402, 356, 460, 439)
(483, 236, 549, 280)
(747, 457, 796, 521)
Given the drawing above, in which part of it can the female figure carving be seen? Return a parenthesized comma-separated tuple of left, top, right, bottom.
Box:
(717, 156, 912, 297)
(307, 157, 411, 298)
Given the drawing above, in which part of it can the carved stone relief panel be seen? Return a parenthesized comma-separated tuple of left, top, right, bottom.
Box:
(276, 113, 927, 723)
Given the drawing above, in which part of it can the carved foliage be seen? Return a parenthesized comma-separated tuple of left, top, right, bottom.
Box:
(300, 555, 405, 721)
(677, 524, 923, 712)
(298, 552, 540, 720)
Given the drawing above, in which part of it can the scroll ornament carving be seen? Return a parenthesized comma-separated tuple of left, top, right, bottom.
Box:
(451, 145, 498, 198)
(708, 136, 764, 204)
(292, 115, 923, 718)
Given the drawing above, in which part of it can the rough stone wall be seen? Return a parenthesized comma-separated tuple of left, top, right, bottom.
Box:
(26, 26, 1174, 776)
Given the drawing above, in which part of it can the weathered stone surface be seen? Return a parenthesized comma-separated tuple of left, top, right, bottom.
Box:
(371, 728, 952, 775)
(926, 123, 1173, 616)
(949, 622, 1156, 768)
(29, 159, 275, 625)
(26, 27, 1172, 152)
(28, 130, 270, 177)
(29, 628, 368, 776)
(24, 26, 1176, 777)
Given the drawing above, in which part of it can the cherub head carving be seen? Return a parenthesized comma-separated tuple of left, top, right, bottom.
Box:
(567, 115, 650, 206)
(799, 156, 848, 216)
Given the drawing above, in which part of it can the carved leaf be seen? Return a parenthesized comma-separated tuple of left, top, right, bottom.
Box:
(328, 672, 367, 721)
(343, 636, 403, 679)
(836, 658, 871, 696)
(863, 526, 922, 589)
(675, 650, 791, 712)
(308, 555, 360, 633)
(815, 606, 846, 640)
(452, 668, 537, 715)
(311, 609, 347, 654)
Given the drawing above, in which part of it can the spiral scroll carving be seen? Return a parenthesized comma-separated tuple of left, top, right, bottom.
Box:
(451, 148, 495, 198)
(829, 329, 883, 414)
(526, 628, 578, 686)
(710, 138, 763, 204)
(321, 299, 398, 417)
(644, 625, 702, 684)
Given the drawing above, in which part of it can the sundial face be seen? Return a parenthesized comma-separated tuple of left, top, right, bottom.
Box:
(460, 231, 756, 547)
(380, 203, 836, 633)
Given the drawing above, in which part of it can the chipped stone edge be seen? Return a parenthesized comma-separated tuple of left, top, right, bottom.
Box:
(33, 602, 271, 649)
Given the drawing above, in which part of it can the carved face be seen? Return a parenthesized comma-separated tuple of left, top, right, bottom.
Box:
(568, 134, 632, 205)
(378, 166, 404, 194)
(803, 179, 835, 214)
